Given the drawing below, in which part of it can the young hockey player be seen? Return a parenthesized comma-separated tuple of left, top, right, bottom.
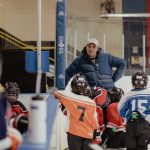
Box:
(5, 82, 28, 134)
(118, 71, 150, 150)
(0, 83, 22, 150)
(54, 74, 106, 150)
(101, 87, 125, 149)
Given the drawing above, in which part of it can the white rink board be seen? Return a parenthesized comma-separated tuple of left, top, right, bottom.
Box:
(115, 75, 150, 94)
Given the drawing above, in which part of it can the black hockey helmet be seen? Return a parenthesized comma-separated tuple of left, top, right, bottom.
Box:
(5, 82, 20, 97)
(71, 74, 91, 97)
(132, 71, 148, 89)
(107, 87, 124, 102)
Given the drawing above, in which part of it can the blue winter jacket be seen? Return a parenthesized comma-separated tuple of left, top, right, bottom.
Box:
(65, 47, 127, 89)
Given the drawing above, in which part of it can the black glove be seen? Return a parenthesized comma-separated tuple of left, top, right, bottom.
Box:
(60, 103, 65, 112)
(16, 114, 28, 134)
(93, 129, 101, 139)
(93, 129, 102, 144)
(101, 128, 115, 143)
(90, 87, 101, 99)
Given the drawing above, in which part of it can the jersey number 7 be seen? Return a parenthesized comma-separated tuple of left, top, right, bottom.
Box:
(77, 106, 86, 122)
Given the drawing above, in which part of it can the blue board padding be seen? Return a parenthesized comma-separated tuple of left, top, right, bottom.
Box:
(25, 51, 49, 73)
(56, 0, 66, 89)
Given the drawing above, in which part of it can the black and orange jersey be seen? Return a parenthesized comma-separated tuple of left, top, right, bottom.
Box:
(106, 102, 125, 132)
(95, 105, 104, 129)
(93, 88, 107, 107)
(10, 100, 28, 118)
(93, 88, 107, 129)
(9, 100, 28, 128)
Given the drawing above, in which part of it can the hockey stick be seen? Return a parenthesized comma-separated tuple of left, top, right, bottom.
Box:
(100, 138, 108, 149)
(88, 143, 104, 150)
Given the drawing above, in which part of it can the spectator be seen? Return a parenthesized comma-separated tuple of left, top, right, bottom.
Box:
(118, 71, 150, 150)
(65, 37, 126, 90)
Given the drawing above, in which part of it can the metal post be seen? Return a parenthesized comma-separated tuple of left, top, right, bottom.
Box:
(73, 30, 77, 58)
(66, 28, 68, 67)
(36, 0, 42, 95)
(122, 34, 124, 59)
(143, 34, 146, 72)
(103, 33, 106, 52)
(87, 32, 90, 40)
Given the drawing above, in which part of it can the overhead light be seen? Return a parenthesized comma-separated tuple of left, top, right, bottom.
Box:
(99, 13, 150, 18)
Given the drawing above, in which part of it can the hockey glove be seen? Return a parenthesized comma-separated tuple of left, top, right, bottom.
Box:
(101, 128, 115, 143)
(93, 129, 103, 145)
(9, 114, 28, 134)
(59, 103, 67, 116)
(90, 87, 101, 99)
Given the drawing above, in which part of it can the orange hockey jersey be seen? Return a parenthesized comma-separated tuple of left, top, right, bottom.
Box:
(54, 90, 99, 139)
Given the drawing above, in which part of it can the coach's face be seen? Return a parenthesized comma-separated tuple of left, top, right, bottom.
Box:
(86, 43, 98, 59)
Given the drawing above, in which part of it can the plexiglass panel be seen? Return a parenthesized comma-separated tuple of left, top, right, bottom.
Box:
(67, 0, 150, 76)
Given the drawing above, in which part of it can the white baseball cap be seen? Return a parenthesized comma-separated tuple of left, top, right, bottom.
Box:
(87, 38, 99, 47)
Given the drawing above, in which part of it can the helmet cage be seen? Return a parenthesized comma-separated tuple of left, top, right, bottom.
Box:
(5, 82, 20, 97)
(108, 87, 124, 102)
(71, 74, 91, 97)
(132, 71, 148, 89)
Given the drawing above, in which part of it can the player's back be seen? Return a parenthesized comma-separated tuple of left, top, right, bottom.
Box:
(118, 88, 150, 123)
(54, 90, 99, 139)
